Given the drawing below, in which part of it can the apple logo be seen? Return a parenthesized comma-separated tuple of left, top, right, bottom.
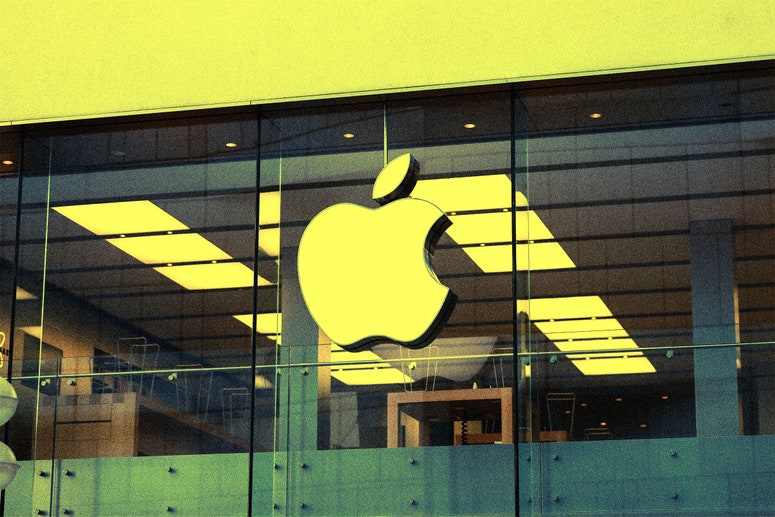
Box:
(297, 153, 457, 351)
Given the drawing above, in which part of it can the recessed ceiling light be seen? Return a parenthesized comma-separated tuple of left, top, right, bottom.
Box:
(2, 160, 14, 165)
(343, 133, 355, 139)
(464, 123, 476, 129)
(590, 113, 602, 119)
(225, 142, 238, 148)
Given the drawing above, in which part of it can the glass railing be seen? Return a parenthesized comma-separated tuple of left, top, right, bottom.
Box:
(7, 338, 773, 461)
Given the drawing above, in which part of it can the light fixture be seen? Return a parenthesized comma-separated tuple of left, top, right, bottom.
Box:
(535, 317, 627, 341)
(590, 112, 602, 119)
(329, 344, 412, 385)
(343, 133, 355, 139)
(258, 227, 280, 257)
(259, 191, 281, 225)
(461, 242, 575, 272)
(56, 200, 274, 289)
(570, 354, 655, 376)
(329, 366, 411, 385)
(1, 160, 13, 166)
(413, 178, 575, 273)
(520, 296, 656, 375)
(14, 287, 36, 300)
(225, 142, 238, 148)
(0, 377, 19, 490)
(54, 201, 188, 235)
(254, 375, 273, 389)
(464, 123, 476, 129)
(107, 233, 232, 264)
(155, 262, 267, 290)
(413, 174, 515, 212)
(518, 296, 613, 321)
(233, 313, 282, 335)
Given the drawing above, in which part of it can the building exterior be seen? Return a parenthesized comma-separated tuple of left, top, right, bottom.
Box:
(1, 3, 774, 516)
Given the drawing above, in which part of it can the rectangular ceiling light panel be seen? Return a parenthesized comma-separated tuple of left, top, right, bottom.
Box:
(462, 243, 575, 273)
(233, 313, 283, 335)
(54, 200, 188, 235)
(414, 175, 573, 273)
(518, 296, 614, 321)
(572, 356, 656, 376)
(330, 367, 413, 385)
(535, 318, 628, 342)
(447, 211, 556, 244)
(259, 191, 281, 226)
(57, 200, 273, 290)
(413, 174, 515, 212)
(106, 233, 232, 264)
(330, 344, 413, 385)
(154, 262, 267, 290)
(258, 227, 280, 257)
(520, 296, 656, 375)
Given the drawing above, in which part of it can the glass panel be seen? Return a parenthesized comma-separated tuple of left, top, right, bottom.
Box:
(14, 114, 259, 461)
(518, 62, 775, 444)
(261, 101, 386, 456)
(383, 89, 514, 449)
(0, 130, 20, 477)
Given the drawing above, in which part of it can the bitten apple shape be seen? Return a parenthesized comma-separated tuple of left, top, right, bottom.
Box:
(297, 154, 456, 351)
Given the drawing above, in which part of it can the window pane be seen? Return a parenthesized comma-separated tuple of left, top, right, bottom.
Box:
(14, 114, 259, 459)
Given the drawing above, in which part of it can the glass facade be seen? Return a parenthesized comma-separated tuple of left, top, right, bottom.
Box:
(0, 61, 773, 515)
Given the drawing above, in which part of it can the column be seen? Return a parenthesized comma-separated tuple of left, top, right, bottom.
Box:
(690, 219, 740, 437)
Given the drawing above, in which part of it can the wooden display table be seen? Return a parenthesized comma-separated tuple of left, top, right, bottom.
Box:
(387, 387, 513, 448)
